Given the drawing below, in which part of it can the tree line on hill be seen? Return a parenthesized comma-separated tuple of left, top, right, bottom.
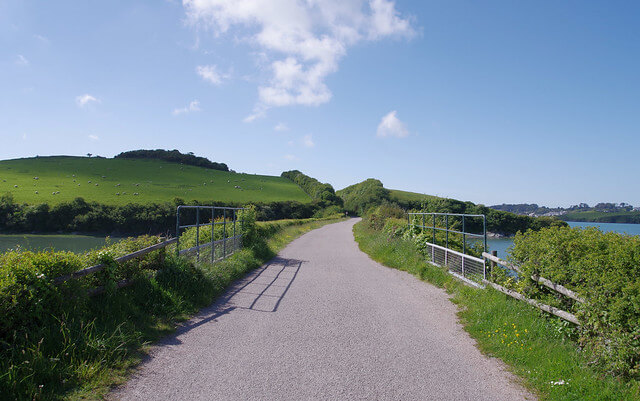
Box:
(114, 149, 229, 171)
(491, 202, 637, 216)
(0, 194, 322, 235)
(280, 170, 343, 208)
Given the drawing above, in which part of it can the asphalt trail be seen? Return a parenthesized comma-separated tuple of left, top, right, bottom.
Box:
(112, 218, 535, 401)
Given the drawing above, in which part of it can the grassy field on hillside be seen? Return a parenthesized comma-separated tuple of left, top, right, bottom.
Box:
(562, 210, 640, 224)
(389, 189, 440, 203)
(0, 156, 310, 206)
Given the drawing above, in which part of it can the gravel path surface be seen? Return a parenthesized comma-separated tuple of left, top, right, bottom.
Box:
(112, 218, 535, 401)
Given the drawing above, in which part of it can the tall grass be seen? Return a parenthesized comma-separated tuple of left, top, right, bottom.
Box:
(1, 216, 343, 400)
(353, 221, 639, 401)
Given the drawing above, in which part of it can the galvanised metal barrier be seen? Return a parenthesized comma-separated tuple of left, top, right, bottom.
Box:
(408, 212, 487, 287)
(176, 205, 245, 263)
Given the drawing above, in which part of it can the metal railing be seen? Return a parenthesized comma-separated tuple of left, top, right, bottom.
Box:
(176, 205, 245, 263)
(408, 212, 487, 286)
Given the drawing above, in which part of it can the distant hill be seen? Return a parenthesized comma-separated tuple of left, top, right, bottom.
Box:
(389, 189, 440, 204)
(337, 180, 566, 235)
(0, 156, 310, 206)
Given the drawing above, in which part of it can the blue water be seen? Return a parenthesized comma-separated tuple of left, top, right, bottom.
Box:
(487, 221, 640, 258)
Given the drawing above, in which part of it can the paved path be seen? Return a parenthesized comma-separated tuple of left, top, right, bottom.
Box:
(112, 219, 535, 401)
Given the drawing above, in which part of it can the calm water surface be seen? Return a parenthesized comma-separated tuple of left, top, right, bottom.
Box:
(487, 221, 640, 258)
(0, 234, 121, 254)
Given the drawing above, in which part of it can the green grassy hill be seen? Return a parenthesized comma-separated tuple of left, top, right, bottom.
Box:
(0, 156, 311, 205)
(389, 189, 440, 203)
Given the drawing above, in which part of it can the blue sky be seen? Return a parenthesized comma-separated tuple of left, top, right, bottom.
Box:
(1, 1, 639, 207)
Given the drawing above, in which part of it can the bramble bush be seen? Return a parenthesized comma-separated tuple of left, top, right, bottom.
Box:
(509, 226, 640, 380)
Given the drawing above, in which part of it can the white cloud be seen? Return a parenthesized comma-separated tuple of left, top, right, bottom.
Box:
(184, 0, 415, 115)
(302, 134, 315, 148)
(15, 54, 29, 66)
(284, 154, 298, 161)
(76, 94, 100, 107)
(376, 110, 408, 138)
(196, 64, 228, 85)
(274, 122, 289, 132)
(172, 100, 201, 115)
(33, 34, 49, 44)
(88, 134, 99, 141)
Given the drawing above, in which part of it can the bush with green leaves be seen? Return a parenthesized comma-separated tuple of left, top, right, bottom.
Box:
(509, 226, 640, 380)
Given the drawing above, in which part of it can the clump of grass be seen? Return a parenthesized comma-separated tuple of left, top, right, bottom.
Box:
(353, 222, 639, 401)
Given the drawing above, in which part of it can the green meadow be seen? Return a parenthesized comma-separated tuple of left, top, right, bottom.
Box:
(389, 189, 440, 203)
(0, 156, 310, 205)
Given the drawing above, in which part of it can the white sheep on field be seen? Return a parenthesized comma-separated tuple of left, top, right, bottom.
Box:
(34, 177, 38, 180)
(116, 192, 120, 196)
(35, 191, 38, 194)
(88, 181, 91, 183)
(134, 193, 139, 196)
(14, 185, 18, 188)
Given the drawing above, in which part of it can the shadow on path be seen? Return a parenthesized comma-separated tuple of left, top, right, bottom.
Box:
(156, 257, 305, 346)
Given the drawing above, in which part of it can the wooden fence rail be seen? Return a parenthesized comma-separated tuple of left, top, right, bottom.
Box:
(482, 252, 585, 303)
(53, 237, 178, 291)
(481, 252, 584, 325)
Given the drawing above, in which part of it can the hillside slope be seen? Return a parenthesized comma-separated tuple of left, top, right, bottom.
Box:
(0, 156, 311, 205)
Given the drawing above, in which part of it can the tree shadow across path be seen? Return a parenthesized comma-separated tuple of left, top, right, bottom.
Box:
(155, 256, 305, 346)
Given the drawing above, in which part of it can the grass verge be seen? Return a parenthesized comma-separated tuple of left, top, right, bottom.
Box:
(353, 221, 639, 401)
(2, 216, 343, 401)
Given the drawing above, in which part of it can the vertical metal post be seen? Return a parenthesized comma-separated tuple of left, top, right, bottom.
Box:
(240, 209, 244, 249)
(462, 215, 466, 255)
(223, 209, 227, 258)
(462, 254, 465, 277)
(196, 208, 200, 262)
(211, 207, 216, 263)
(175, 206, 180, 257)
(407, 214, 410, 227)
(233, 209, 237, 253)
(432, 214, 436, 245)
(422, 214, 425, 233)
(445, 214, 449, 250)
(483, 215, 487, 254)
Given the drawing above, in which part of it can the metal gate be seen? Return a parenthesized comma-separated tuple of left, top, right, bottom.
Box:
(408, 212, 487, 287)
(176, 205, 245, 263)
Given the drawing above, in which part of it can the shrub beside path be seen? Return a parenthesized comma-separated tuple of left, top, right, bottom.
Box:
(112, 219, 535, 400)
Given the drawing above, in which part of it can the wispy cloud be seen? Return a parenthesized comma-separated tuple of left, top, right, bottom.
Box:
(76, 94, 100, 108)
(196, 64, 229, 85)
(184, 0, 415, 118)
(302, 134, 315, 148)
(15, 54, 29, 66)
(33, 34, 49, 44)
(172, 100, 201, 115)
(284, 154, 298, 161)
(376, 110, 408, 138)
(88, 134, 99, 141)
(274, 122, 289, 132)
